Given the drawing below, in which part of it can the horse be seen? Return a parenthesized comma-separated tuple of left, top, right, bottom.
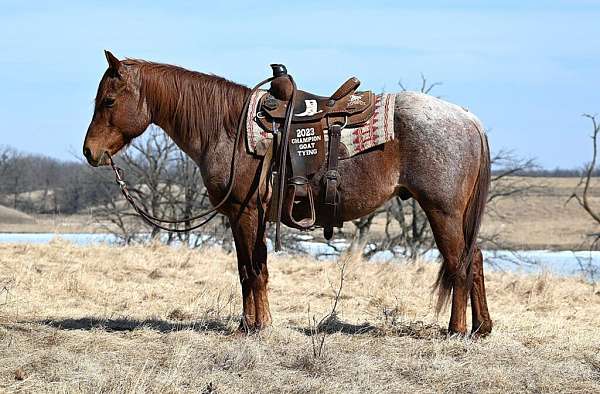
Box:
(83, 51, 492, 336)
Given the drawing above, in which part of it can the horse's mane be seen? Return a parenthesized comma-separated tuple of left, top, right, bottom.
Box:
(125, 59, 250, 144)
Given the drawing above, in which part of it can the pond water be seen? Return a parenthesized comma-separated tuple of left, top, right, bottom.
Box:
(0, 232, 598, 277)
(0, 233, 117, 245)
(292, 238, 600, 276)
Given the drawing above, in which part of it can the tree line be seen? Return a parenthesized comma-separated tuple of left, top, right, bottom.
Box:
(0, 119, 595, 271)
(0, 132, 546, 266)
(0, 146, 115, 214)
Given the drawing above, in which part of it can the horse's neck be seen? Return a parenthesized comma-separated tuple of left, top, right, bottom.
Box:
(139, 67, 246, 164)
(153, 116, 207, 163)
(146, 97, 210, 161)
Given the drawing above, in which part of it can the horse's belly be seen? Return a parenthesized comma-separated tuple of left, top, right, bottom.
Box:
(311, 141, 401, 224)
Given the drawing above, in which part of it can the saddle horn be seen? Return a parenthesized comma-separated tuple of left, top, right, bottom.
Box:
(269, 64, 294, 102)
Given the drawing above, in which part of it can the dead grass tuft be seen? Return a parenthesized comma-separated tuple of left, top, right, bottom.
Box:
(288, 352, 335, 376)
(14, 367, 27, 381)
(167, 308, 192, 321)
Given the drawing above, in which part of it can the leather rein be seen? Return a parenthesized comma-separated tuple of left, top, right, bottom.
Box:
(108, 73, 295, 233)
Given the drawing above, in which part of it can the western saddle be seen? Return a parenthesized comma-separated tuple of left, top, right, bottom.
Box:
(256, 64, 376, 250)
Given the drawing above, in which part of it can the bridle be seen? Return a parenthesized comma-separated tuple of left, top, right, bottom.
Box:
(108, 72, 295, 234)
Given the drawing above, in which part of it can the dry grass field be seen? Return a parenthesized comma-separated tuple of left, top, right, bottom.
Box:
(1, 241, 599, 393)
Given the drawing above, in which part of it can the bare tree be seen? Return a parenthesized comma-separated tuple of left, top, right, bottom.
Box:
(479, 149, 542, 266)
(489, 150, 538, 201)
(398, 73, 443, 97)
(568, 114, 600, 282)
(0, 146, 23, 209)
(569, 114, 600, 240)
(90, 128, 228, 247)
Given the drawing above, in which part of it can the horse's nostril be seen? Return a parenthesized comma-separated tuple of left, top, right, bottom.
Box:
(83, 147, 92, 161)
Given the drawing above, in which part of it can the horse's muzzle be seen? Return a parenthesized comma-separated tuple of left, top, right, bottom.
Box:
(83, 147, 110, 167)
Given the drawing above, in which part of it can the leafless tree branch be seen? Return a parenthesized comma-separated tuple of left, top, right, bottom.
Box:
(568, 114, 600, 225)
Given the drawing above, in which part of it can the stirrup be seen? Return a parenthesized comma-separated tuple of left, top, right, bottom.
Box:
(286, 178, 316, 230)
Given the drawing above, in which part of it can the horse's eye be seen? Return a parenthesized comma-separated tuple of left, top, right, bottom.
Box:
(103, 97, 115, 108)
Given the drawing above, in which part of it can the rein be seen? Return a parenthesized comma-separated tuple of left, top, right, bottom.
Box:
(109, 73, 295, 233)
(109, 157, 218, 232)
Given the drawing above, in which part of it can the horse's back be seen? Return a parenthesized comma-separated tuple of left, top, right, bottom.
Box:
(395, 91, 484, 133)
(394, 92, 486, 209)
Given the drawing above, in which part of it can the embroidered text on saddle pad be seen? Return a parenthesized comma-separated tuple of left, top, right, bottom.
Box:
(246, 91, 397, 158)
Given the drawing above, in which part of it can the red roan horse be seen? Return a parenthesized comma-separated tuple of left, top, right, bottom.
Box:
(83, 51, 492, 336)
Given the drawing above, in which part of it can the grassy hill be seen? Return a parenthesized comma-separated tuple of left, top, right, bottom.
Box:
(0, 205, 35, 224)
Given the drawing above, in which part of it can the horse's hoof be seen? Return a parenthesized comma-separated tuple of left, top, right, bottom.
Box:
(447, 326, 468, 338)
(234, 318, 272, 336)
(471, 320, 493, 339)
(236, 318, 255, 335)
(231, 328, 249, 338)
(253, 319, 272, 331)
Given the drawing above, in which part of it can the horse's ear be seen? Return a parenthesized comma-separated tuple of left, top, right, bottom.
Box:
(104, 50, 122, 74)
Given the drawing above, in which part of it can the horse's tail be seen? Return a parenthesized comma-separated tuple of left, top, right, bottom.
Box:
(434, 120, 491, 313)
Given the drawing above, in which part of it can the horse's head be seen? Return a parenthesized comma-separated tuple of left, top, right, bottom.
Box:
(83, 51, 150, 166)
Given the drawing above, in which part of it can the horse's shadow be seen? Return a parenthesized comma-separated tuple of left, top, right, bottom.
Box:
(296, 313, 447, 339)
(39, 316, 233, 334)
(37, 315, 446, 339)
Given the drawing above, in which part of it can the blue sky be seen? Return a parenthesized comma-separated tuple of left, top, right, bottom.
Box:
(0, 1, 598, 168)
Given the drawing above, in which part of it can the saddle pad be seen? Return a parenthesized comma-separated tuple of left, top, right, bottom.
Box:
(246, 91, 397, 158)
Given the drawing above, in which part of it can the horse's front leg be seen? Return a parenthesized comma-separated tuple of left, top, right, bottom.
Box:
(229, 206, 271, 332)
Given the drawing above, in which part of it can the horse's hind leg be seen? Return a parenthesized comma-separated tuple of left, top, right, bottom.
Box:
(426, 209, 469, 335)
(470, 246, 493, 337)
